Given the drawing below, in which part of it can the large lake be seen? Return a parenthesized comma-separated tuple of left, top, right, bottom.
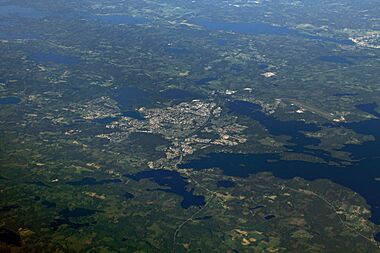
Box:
(181, 100, 380, 233)
(194, 17, 354, 46)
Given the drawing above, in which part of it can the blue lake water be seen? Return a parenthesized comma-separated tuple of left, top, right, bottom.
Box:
(228, 100, 339, 162)
(181, 100, 380, 234)
(216, 180, 236, 188)
(30, 52, 81, 65)
(258, 64, 269, 70)
(333, 92, 358, 97)
(127, 169, 205, 209)
(93, 117, 120, 125)
(356, 103, 380, 118)
(0, 97, 21, 105)
(122, 111, 145, 120)
(252, 205, 265, 210)
(194, 18, 354, 45)
(195, 18, 298, 36)
(264, 214, 276, 220)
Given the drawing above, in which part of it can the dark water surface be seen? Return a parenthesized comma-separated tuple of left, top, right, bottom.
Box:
(333, 92, 358, 97)
(356, 103, 380, 118)
(0, 228, 21, 246)
(195, 18, 354, 45)
(181, 100, 380, 232)
(217, 180, 236, 188)
(123, 111, 145, 120)
(127, 169, 205, 208)
(264, 214, 276, 220)
(124, 192, 135, 199)
(0, 97, 21, 105)
(93, 117, 120, 125)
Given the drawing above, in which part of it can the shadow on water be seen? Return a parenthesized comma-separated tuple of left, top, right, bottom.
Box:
(127, 169, 205, 208)
(181, 100, 380, 233)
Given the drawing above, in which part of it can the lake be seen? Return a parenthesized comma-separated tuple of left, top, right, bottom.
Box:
(216, 180, 236, 188)
(181, 100, 380, 234)
(127, 169, 205, 209)
(93, 117, 120, 125)
(194, 18, 354, 45)
(122, 111, 145, 120)
(355, 103, 380, 118)
(0, 97, 21, 105)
